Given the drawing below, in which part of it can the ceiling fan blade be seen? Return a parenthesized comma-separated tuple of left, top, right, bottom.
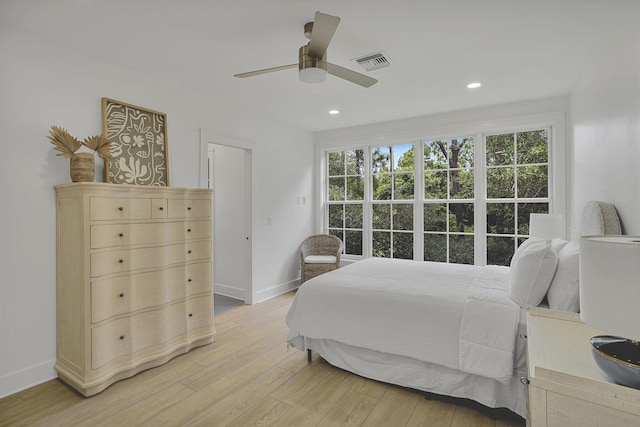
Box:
(325, 62, 378, 88)
(234, 63, 297, 78)
(307, 11, 340, 59)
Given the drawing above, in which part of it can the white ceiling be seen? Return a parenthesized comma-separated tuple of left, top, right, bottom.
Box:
(1, 0, 635, 132)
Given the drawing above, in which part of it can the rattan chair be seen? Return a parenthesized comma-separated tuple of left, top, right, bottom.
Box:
(300, 234, 343, 283)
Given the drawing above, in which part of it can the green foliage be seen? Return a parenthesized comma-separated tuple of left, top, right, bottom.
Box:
(517, 166, 548, 198)
(487, 167, 515, 198)
(487, 202, 516, 234)
(328, 152, 344, 176)
(373, 174, 392, 200)
(487, 236, 516, 266)
(486, 133, 514, 166)
(517, 130, 548, 164)
(425, 170, 448, 199)
(372, 231, 391, 258)
(328, 204, 343, 228)
(393, 233, 413, 259)
(449, 235, 474, 265)
(448, 203, 474, 233)
(424, 233, 447, 262)
(372, 204, 391, 229)
(328, 177, 345, 201)
(345, 230, 363, 256)
(394, 173, 414, 199)
(393, 204, 413, 231)
(424, 204, 447, 232)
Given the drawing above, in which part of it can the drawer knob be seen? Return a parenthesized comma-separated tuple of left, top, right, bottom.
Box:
(120, 335, 125, 340)
(520, 377, 530, 385)
(118, 259, 124, 264)
(188, 278, 192, 283)
(189, 313, 193, 317)
(159, 206, 164, 211)
(187, 207, 192, 211)
(119, 293, 124, 298)
(188, 250, 192, 254)
(187, 229, 192, 232)
(119, 233, 124, 237)
(118, 207, 124, 211)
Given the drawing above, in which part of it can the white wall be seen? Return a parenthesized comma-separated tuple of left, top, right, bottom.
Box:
(0, 24, 314, 398)
(570, 13, 640, 236)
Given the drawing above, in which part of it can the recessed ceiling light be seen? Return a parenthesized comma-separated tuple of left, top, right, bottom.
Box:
(329, 109, 340, 115)
(467, 82, 482, 89)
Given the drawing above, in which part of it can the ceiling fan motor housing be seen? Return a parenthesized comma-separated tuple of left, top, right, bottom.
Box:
(299, 44, 327, 83)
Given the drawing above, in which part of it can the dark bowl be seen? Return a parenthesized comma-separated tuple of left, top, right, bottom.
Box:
(591, 335, 640, 389)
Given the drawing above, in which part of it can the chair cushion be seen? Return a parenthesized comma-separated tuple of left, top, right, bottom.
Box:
(304, 255, 337, 264)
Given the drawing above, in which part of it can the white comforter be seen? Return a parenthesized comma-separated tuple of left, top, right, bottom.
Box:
(286, 258, 521, 382)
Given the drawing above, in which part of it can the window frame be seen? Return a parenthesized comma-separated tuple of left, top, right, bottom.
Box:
(316, 111, 566, 265)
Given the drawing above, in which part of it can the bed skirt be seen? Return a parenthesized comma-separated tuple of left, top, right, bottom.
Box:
(303, 337, 527, 418)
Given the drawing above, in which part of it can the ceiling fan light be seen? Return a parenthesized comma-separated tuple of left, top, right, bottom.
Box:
(299, 67, 327, 83)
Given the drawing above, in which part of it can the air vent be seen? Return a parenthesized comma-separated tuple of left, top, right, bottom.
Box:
(353, 52, 392, 72)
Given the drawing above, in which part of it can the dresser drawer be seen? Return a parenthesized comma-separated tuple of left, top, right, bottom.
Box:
(151, 198, 168, 219)
(91, 261, 212, 323)
(90, 197, 151, 220)
(91, 220, 211, 249)
(91, 240, 212, 277)
(91, 295, 213, 369)
(168, 199, 211, 219)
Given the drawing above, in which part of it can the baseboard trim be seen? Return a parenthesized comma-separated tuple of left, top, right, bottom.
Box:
(256, 278, 300, 303)
(214, 283, 245, 300)
(0, 359, 57, 399)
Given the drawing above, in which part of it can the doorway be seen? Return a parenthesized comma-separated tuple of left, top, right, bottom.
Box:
(200, 130, 254, 305)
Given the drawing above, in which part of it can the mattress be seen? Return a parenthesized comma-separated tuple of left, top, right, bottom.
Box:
(287, 257, 521, 381)
(286, 257, 528, 416)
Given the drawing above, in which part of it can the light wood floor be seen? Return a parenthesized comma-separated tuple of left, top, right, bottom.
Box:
(0, 291, 524, 427)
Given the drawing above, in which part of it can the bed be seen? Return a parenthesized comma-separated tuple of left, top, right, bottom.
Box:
(286, 201, 622, 418)
(286, 258, 530, 416)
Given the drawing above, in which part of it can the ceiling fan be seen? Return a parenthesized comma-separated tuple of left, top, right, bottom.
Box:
(234, 11, 377, 88)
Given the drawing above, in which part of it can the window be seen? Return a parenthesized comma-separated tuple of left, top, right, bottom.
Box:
(486, 129, 550, 265)
(424, 137, 475, 264)
(322, 115, 562, 266)
(327, 150, 364, 256)
(371, 144, 414, 259)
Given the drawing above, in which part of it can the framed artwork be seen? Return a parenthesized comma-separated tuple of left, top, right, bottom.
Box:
(102, 97, 170, 186)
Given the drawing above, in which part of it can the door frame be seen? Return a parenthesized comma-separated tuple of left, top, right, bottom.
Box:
(200, 129, 255, 304)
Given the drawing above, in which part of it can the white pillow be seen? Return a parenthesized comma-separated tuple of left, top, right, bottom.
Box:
(509, 239, 559, 308)
(551, 238, 568, 254)
(546, 241, 580, 312)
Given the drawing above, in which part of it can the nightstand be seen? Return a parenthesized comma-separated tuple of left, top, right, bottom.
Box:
(526, 307, 640, 426)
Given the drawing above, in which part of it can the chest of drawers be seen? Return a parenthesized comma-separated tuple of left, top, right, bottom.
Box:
(54, 183, 215, 396)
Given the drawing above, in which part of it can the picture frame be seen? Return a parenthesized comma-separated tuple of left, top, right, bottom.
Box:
(102, 97, 170, 186)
